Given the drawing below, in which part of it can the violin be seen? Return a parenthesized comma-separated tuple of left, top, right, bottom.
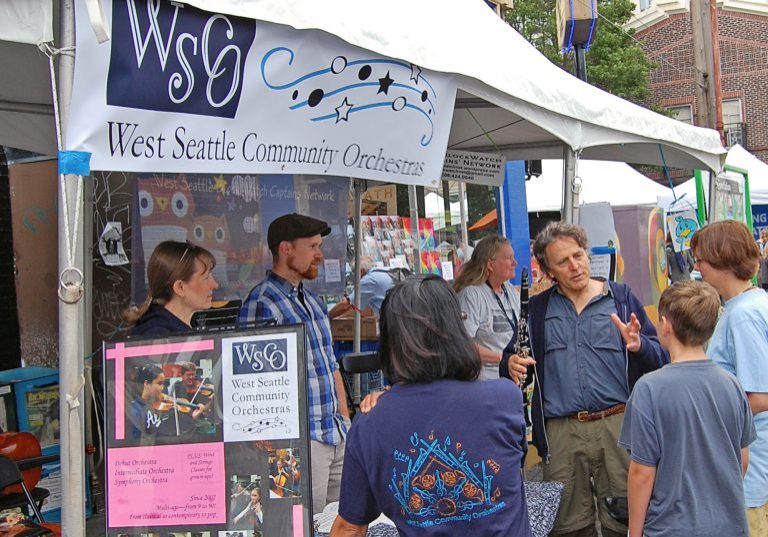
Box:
(192, 382, 215, 399)
(181, 379, 215, 400)
(152, 395, 201, 414)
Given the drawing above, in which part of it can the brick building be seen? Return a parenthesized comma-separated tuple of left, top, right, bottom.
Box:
(626, 0, 768, 173)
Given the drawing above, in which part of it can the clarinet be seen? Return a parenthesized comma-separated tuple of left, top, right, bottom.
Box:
(512, 268, 531, 386)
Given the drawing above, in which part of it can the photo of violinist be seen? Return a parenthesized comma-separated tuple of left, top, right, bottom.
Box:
(169, 361, 216, 434)
(126, 358, 220, 443)
(268, 448, 302, 499)
(228, 475, 264, 535)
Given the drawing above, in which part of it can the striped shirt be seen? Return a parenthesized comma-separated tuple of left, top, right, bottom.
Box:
(239, 271, 346, 445)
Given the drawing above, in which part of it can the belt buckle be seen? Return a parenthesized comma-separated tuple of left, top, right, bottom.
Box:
(576, 411, 589, 422)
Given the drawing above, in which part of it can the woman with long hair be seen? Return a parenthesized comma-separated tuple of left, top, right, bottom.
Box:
(453, 234, 530, 380)
(122, 240, 219, 336)
(331, 277, 531, 537)
(690, 220, 768, 535)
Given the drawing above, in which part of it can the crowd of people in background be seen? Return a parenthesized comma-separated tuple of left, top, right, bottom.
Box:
(124, 215, 767, 537)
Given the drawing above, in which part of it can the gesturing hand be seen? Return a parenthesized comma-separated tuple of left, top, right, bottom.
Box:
(610, 312, 642, 353)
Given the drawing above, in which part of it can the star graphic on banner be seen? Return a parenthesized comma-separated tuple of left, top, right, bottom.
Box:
(410, 64, 422, 84)
(335, 97, 353, 122)
(213, 175, 227, 194)
(377, 71, 394, 94)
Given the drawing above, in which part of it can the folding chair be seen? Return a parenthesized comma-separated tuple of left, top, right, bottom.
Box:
(337, 351, 382, 418)
(0, 454, 50, 524)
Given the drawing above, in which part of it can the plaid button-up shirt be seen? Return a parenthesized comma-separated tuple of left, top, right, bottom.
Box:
(239, 271, 346, 445)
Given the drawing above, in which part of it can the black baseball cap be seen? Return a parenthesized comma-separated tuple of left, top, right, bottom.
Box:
(268, 213, 331, 253)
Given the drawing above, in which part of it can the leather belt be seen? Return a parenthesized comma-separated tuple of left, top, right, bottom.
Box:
(571, 403, 626, 423)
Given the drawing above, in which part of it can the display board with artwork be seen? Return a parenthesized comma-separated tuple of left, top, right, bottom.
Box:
(359, 215, 441, 275)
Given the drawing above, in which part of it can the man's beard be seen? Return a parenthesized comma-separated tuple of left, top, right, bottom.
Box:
(289, 256, 318, 280)
(301, 265, 318, 280)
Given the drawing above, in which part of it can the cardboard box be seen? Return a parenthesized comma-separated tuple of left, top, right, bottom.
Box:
(331, 315, 380, 341)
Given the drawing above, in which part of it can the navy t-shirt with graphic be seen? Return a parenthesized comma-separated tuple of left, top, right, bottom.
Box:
(339, 378, 531, 537)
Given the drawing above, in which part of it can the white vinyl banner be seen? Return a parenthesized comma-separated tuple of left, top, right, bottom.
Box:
(67, 0, 457, 186)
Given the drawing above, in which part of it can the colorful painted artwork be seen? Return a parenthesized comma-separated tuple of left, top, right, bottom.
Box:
(360, 216, 439, 274)
(133, 174, 348, 303)
(666, 207, 699, 253)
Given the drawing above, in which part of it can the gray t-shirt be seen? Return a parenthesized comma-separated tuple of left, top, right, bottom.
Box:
(618, 360, 756, 537)
(457, 282, 520, 380)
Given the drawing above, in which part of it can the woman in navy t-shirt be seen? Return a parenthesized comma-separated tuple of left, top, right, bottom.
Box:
(331, 276, 531, 537)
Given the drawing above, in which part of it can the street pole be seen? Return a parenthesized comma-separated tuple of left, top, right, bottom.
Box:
(691, 0, 724, 222)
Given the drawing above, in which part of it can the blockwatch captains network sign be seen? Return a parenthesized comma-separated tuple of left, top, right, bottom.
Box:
(67, 0, 458, 185)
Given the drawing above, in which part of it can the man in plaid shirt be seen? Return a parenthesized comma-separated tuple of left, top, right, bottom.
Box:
(239, 213, 350, 515)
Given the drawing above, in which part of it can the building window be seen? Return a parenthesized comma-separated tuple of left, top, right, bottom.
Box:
(723, 99, 745, 148)
(667, 105, 693, 125)
(639, 0, 652, 11)
(722, 99, 742, 125)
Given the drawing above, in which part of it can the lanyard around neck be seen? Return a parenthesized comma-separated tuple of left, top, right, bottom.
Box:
(486, 281, 516, 331)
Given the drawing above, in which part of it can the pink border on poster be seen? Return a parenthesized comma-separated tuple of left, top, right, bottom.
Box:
(106, 340, 214, 439)
(293, 504, 304, 537)
(107, 442, 226, 527)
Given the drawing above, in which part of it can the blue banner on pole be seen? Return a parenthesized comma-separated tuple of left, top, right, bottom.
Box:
(752, 204, 768, 239)
(496, 161, 531, 286)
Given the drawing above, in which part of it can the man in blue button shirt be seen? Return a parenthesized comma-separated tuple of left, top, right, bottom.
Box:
(501, 222, 667, 537)
(239, 213, 350, 516)
(329, 256, 394, 318)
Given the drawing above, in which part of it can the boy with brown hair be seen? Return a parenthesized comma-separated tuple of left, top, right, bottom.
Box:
(618, 281, 755, 537)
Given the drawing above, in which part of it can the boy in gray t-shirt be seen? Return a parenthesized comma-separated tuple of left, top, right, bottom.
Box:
(618, 281, 756, 537)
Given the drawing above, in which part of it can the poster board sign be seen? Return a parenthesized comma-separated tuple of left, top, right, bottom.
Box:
(440, 150, 505, 186)
(68, 0, 457, 186)
(103, 325, 311, 537)
(665, 206, 699, 253)
(711, 171, 747, 224)
(590, 246, 616, 281)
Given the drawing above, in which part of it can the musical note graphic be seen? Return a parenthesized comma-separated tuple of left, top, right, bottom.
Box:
(260, 48, 439, 146)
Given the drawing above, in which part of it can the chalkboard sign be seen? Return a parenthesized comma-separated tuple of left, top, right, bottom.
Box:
(103, 324, 311, 537)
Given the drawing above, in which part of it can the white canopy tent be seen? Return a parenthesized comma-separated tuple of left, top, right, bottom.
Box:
(527, 159, 672, 212)
(660, 145, 768, 208)
(0, 1, 56, 155)
(2, 0, 727, 171)
(179, 0, 726, 172)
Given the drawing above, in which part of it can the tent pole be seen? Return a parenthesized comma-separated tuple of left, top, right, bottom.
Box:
(352, 179, 362, 354)
(458, 181, 469, 261)
(408, 185, 422, 274)
(707, 169, 717, 223)
(351, 179, 363, 403)
(58, 0, 86, 536)
(562, 146, 577, 223)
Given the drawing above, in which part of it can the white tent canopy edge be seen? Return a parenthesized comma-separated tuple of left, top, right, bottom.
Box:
(180, 0, 726, 172)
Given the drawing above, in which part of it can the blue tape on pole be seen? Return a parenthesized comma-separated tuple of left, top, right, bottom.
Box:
(58, 150, 92, 176)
